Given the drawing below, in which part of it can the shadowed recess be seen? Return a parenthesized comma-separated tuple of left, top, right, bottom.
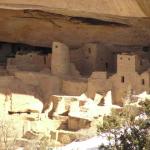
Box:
(70, 17, 130, 27)
(17, 9, 130, 27)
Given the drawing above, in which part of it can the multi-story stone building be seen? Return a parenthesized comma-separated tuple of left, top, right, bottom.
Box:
(3, 41, 150, 106)
(88, 53, 150, 105)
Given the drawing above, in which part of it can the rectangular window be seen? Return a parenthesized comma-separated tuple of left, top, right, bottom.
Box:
(88, 48, 91, 54)
(44, 56, 46, 64)
(105, 62, 108, 70)
(121, 76, 125, 83)
(142, 79, 145, 85)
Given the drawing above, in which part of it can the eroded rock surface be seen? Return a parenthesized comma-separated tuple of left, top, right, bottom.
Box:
(0, 0, 149, 47)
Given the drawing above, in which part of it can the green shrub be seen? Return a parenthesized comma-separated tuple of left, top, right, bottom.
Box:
(139, 99, 150, 116)
(97, 99, 150, 150)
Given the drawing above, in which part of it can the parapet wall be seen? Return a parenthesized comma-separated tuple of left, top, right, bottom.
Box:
(7, 52, 51, 72)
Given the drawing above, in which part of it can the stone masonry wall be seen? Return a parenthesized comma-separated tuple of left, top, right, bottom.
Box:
(51, 42, 70, 76)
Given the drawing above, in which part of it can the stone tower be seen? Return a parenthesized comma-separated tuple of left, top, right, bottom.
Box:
(117, 53, 139, 74)
(51, 42, 70, 76)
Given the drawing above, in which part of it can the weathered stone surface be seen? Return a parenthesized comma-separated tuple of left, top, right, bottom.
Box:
(50, 95, 70, 115)
(0, 75, 44, 113)
(23, 131, 39, 140)
(104, 91, 112, 106)
(69, 100, 80, 114)
(51, 130, 79, 144)
(62, 79, 87, 96)
(51, 42, 70, 76)
(30, 119, 61, 133)
(94, 93, 103, 105)
(68, 115, 91, 131)
(53, 115, 68, 130)
(0, 1, 149, 47)
(14, 71, 62, 104)
(9, 94, 43, 113)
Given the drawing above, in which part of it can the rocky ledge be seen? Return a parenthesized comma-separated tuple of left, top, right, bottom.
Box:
(0, 0, 149, 47)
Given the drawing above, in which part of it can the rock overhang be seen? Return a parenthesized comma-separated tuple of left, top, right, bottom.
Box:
(0, 0, 149, 48)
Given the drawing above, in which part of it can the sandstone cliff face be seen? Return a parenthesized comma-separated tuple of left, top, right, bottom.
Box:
(0, 0, 150, 17)
(0, 0, 149, 47)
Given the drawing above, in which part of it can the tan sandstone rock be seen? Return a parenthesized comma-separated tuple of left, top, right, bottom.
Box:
(8, 94, 43, 113)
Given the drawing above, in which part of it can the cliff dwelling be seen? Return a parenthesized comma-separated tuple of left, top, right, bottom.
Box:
(0, 0, 149, 149)
(1, 41, 149, 105)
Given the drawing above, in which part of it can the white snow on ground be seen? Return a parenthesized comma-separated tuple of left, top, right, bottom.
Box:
(132, 91, 150, 102)
(55, 132, 115, 150)
(55, 126, 141, 150)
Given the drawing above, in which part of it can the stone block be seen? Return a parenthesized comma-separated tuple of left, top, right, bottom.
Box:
(51, 130, 78, 144)
(50, 95, 70, 115)
(9, 93, 43, 113)
(94, 93, 103, 105)
(68, 115, 91, 131)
